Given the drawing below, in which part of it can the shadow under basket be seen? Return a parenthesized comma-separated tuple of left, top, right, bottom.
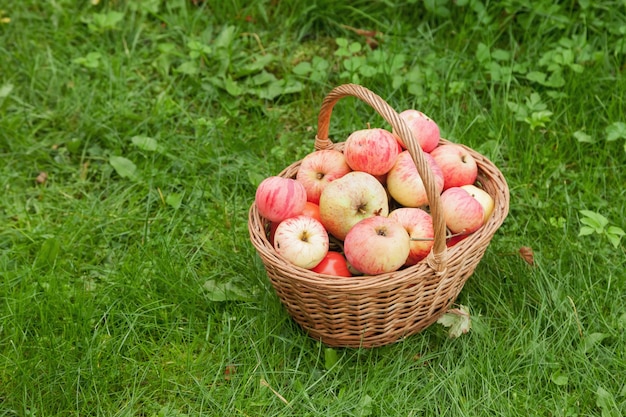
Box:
(248, 84, 510, 348)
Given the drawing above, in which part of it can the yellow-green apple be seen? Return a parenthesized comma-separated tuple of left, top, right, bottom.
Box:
(255, 176, 307, 222)
(386, 150, 444, 208)
(319, 171, 389, 240)
(393, 109, 441, 152)
(430, 144, 478, 190)
(268, 201, 322, 245)
(460, 184, 494, 223)
(343, 128, 400, 176)
(273, 215, 329, 269)
(343, 216, 410, 275)
(440, 187, 484, 235)
(296, 149, 352, 204)
(389, 207, 434, 265)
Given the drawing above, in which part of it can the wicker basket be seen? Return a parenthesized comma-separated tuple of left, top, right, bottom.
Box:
(248, 84, 509, 348)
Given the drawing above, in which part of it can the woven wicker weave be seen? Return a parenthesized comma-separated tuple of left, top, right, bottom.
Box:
(248, 84, 509, 348)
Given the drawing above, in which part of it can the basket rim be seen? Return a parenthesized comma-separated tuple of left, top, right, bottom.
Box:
(248, 137, 510, 292)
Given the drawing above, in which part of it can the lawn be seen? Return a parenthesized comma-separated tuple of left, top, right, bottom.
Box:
(1, 0, 625, 416)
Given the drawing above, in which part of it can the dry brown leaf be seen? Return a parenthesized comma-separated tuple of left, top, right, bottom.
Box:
(519, 246, 535, 266)
(36, 172, 48, 184)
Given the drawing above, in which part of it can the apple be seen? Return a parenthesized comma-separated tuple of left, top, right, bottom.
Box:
(268, 201, 322, 245)
(319, 171, 389, 240)
(296, 149, 352, 204)
(343, 216, 410, 275)
(311, 251, 352, 277)
(255, 176, 307, 223)
(389, 207, 434, 265)
(343, 128, 400, 176)
(460, 184, 494, 224)
(430, 144, 478, 190)
(446, 234, 468, 247)
(302, 201, 322, 223)
(386, 150, 444, 208)
(440, 187, 484, 235)
(273, 215, 329, 269)
(393, 109, 440, 152)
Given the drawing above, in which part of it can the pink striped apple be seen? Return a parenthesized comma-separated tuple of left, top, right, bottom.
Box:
(393, 109, 441, 152)
(430, 144, 478, 190)
(386, 151, 444, 208)
(255, 176, 307, 223)
(460, 184, 494, 224)
(343, 128, 400, 176)
(440, 187, 484, 235)
(296, 149, 352, 204)
(344, 216, 410, 275)
(389, 207, 434, 265)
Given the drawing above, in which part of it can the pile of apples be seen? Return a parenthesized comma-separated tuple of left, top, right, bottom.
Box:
(254, 109, 495, 277)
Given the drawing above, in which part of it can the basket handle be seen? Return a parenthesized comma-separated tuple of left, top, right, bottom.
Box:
(314, 83, 448, 272)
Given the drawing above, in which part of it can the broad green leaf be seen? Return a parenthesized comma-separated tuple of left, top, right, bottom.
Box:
(324, 348, 339, 370)
(250, 70, 276, 86)
(356, 394, 373, 417)
(580, 210, 609, 230)
(176, 61, 199, 75)
(492, 49, 511, 61)
(214, 25, 236, 50)
(224, 76, 244, 96)
(607, 233, 622, 248)
(0, 83, 13, 98)
(526, 71, 548, 84)
(582, 332, 608, 353)
(550, 370, 569, 386)
(203, 280, 253, 302)
(358, 64, 378, 77)
(131, 136, 158, 152)
(475, 42, 490, 63)
(292, 61, 312, 75)
(73, 52, 102, 68)
(573, 130, 594, 143)
(36, 237, 61, 267)
(596, 386, 619, 417)
(165, 192, 183, 209)
(109, 156, 137, 179)
(578, 226, 596, 236)
(605, 122, 626, 142)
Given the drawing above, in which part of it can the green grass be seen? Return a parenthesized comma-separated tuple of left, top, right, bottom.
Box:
(1, 0, 625, 415)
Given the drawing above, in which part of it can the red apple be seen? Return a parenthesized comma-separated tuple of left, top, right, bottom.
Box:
(386, 151, 444, 208)
(446, 234, 468, 247)
(296, 149, 352, 204)
(344, 216, 410, 275)
(311, 251, 352, 277)
(343, 128, 400, 176)
(255, 176, 307, 222)
(389, 207, 434, 265)
(393, 109, 440, 152)
(430, 144, 478, 190)
(319, 171, 389, 240)
(460, 184, 494, 224)
(440, 187, 484, 235)
(273, 215, 329, 269)
(302, 201, 322, 224)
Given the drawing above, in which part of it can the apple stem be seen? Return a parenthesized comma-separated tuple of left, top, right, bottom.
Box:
(410, 237, 434, 241)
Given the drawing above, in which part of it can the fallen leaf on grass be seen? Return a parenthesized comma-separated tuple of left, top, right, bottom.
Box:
(36, 172, 48, 184)
(519, 246, 535, 266)
(437, 305, 471, 338)
(202, 279, 254, 302)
